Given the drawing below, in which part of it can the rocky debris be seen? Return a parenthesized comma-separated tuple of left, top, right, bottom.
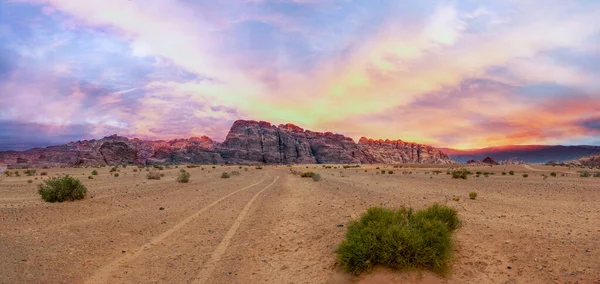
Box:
(0, 119, 455, 166)
(500, 158, 524, 165)
(482, 157, 499, 165)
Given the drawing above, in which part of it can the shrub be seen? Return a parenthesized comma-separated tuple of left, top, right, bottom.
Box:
(312, 173, 321, 181)
(37, 176, 87, 202)
(221, 172, 231, 178)
(146, 171, 161, 180)
(580, 171, 591, 177)
(381, 170, 386, 174)
(336, 204, 459, 275)
(469, 192, 477, 200)
(255, 166, 263, 170)
(114, 173, 119, 177)
(451, 169, 469, 179)
(476, 171, 482, 175)
(550, 172, 557, 177)
(388, 170, 394, 174)
(27, 179, 33, 183)
(24, 169, 37, 176)
(300, 172, 315, 178)
(502, 172, 506, 175)
(522, 174, 529, 178)
(88, 176, 93, 179)
(509, 170, 515, 175)
(452, 197, 460, 201)
(133, 169, 138, 172)
(593, 172, 600, 177)
(109, 166, 117, 173)
(177, 170, 191, 183)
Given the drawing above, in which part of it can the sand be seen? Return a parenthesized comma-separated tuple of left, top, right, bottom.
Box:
(0, 164, 598, 283)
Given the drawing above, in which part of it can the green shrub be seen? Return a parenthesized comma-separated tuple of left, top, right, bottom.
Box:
(146, 171, 161, 180)
(91, 170, 98, 175)
(476, 171, 482, 175)
(452, 197, 460, 201)
(221, 172, 231, 178)
(37, 176, 87, 202)
(177, 170, 191, 183)
(451, 169, 469, 179)
(114, 173, 119, 177)
(336, 204, 459, 275)
(109, 167, 117, 173)
(550, 172, 557, 177)
(300, 172, 315, 178)
(469, 192, 477, 200)
(522, 174, 529, 178)
(388, 170, 394, 174)
(24, 169, 36, 176)
(580, 171, 591, 177)
(88, 176, 93, 179)
(27, 179, 33, 184)
(509, 170, 515, 175)
(40, 172, 48, 176)
(381, 170, 385, 174)
(312, 173, 321, 181)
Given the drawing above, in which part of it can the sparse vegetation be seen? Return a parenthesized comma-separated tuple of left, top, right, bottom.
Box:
(502, 172, 506, 175)
(469, 192, 477, 200)
(451, 169, 469, 179)
(509, 170, 515, 175)
(300, 172, 315, 178)
(231, 170, 241, 176)
(388, 170, 394, 174)
(594, 172, 600, 178)
(177, 170, 191, 183)
(88, 176, 93, 179)
(550, 172, 557, 177)
(114, 173, 119, 177)
(336, 204, 460, 275)
(110, 166, 118, 172)
(24, 169, 36, 176)
(27, 179, 33, 183)
(312, 173, 321, 181)
(522, 174, 529, 178)
(146, 171, 161, 180)
(37, 175, 87, 202)
(580, 171, 591, 178)
(221, 172, 231, 178)
(39, 171, 47, 176)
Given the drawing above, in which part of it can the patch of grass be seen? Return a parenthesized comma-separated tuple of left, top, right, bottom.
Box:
(509, 170, 515, 175)
(580, 171, 591, 177)
(336, 204, 460, 275)
(381, 170, 386, 174)
(40, 172, 48, 176)
(91, 170, 98, 175)
(522, 174, 529, 178)
(24, 169, 37, 176)
(88, 176, 94, 179)
(221, 172, 231, 178)
(388, 170, 394, 174)
(550, 172, 557, 177)
(452, 197, 460, 201)
(451, 169, 469, 179)
(114, 173, 119, 177)
(469, 192, 477, 200)
(37, 175, 87, 202)
(177, 170, 191, 183)
(109, 166, 118, 173)
(27, 179, 33, 183)
(312, 173, 321, 181)
(146, 171, 161, 180)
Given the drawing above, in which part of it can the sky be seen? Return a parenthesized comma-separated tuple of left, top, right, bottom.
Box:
(0, 0, 599, 150)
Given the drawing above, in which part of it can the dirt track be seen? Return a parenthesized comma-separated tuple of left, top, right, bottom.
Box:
(1, 165, 599, 283)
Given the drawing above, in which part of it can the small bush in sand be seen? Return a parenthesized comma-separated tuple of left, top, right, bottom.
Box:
(300, 172, 315, 178)
(177, 170, 191, 183)
(550, 172, 557, 177)
(37, 176, 87, 202)
(24, 169, 36, 176)
(469, 192, 477, 200)
(509, 170, 515, 175)
(522, 174, 529, 178)
(255, 166, 263, 170)
(114, 173, 119, 177)
(452, 197, 460, 201)
(221, 172, 231, 178)
(388, 170, 394, 174)
(336, 204, 460, 275)
(231, 171, 241, 176)
(40, 172, 48, 176)
(381, 170, 386, 174)
(312, 173, 321, 181)
(109, 167, 117, 173)
(146, 171, 161, 180)
(451, 169, 469, 179)
(27, 179, 33, 184)
(502, 172, 506, 175)
(91, 170, 98, 175)
(88, 176, 93, 179)
(580, 171, 591, 178)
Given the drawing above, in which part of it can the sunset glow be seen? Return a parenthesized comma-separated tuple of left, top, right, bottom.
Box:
(1, 0, 599, 150)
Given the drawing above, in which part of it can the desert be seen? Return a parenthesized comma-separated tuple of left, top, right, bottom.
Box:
(1, 163, 598, 283)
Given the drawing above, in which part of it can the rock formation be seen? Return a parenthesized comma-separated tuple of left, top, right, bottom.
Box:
(0, 120, 454, 166)
(481, 157, 499, 165)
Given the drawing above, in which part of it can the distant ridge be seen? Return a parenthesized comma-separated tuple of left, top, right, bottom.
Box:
(0, 120, 453, 166)
(440, 145, 600, 164)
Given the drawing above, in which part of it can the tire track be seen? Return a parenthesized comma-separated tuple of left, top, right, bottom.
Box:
(85, 177, 268, 284)
(193, 176, 280, 284)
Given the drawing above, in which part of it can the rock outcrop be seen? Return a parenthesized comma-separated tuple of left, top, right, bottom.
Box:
(481, 157, 499, 165)
(0, 120, 454, 166)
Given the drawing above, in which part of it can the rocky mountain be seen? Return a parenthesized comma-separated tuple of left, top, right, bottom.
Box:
(440, 145, 600, 164)
(547, 154, 600, 168)
(0, 120, 453, 167)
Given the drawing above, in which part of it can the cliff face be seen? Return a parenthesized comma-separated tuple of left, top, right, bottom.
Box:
(0, 120, 454, 166)
(357, 137, 453, 164)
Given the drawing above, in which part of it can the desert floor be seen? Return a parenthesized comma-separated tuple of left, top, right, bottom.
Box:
(1, 164, 599, 284)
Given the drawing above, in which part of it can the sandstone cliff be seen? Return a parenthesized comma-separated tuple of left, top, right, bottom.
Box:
(0, 120, 454, 166)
